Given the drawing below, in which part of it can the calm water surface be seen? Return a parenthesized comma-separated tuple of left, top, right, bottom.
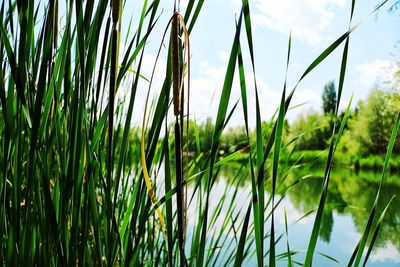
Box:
(272, 167, 400, 267)
(189, 166, 400, 266)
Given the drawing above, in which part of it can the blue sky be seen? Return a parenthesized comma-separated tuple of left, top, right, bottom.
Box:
(121, 0, 399, 127)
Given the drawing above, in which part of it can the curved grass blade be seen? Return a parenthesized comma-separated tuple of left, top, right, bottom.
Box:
(349, 113, 400, 267)
(361, 196, 396, 267)
(284, 209, 293, 267)
(270, 32, 291, 267)
(304, 94, 353, 266)
(197, 11, 243, 267)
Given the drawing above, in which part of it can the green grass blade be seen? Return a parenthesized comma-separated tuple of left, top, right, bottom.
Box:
(197, 11, 243, 267)
(304, 95, 353, 266)
(284, 209, 293, 267)
(270, 32, 291, 267)
(350, 113, 400, 267)
(362, 196, 396, 267)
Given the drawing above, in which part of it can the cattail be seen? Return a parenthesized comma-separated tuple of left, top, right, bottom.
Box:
(107, 1, 120, 256)
(172, 13, 181, 116)
(112, 0, 120, 24)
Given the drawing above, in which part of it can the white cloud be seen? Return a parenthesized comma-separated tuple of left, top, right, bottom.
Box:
(218, 51, 230, 63)
(293, 88, 321, 107)
(189, 61, 281, 127)
(179, 0, 189, 9)
(115, 53, 168, 127)
(355, 59, 397, 87)
(116, 55, 322, 127)
(250, 0, 347, 46)
(286, 87, 321, 122)
(189, 60, 322, 126)
(370, 242, 400, 263)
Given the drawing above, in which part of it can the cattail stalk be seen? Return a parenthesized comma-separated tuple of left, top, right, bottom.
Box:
(172, 14, 181, 116)
(172, 12, 186, 266)
(107, 0, 120, 264)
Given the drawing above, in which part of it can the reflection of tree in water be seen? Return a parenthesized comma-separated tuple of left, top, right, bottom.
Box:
(336, 172, 400, 252)
(218, 161, 249, 187)
(284, 168, 400, 252)
(216, 162, 400, 251)
(286, 175, 346, 243)
(320, 210, 333, 243)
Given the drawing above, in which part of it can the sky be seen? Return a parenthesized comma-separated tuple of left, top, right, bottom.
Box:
(121, 0, 399, 127)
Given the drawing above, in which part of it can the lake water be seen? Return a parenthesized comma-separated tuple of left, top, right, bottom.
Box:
(185, 165, 400, 266)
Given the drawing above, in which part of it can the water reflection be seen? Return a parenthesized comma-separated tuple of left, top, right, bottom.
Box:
(217, 164, 400, 265)
(285, 168, 400, 253)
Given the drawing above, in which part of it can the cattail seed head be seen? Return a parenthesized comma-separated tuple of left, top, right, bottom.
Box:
(172, 14, 181, 116)
(112, 0, 120, 24)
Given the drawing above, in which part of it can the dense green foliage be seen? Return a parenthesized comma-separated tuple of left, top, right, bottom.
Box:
(344, 88, 400, 155)
(290, 75, 400, 161)
(289, 111, 333, 150)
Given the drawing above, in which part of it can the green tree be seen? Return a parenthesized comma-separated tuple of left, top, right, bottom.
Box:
(347, 88, 400, 155)
(289, 111, 331, 150)
(322, 80, 337, 115)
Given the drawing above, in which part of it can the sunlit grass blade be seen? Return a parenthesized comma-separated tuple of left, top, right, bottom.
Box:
(349, 112, 400, 267)
(269, 32, 291, 267)
(284, 209, 293, 267)
(237, 1, 265, 265)
(303, 0, 356, 262)
(361, 196, 396, 267)
(197, 11, 243, 267)
(304, 95, 353, 266)
(234, 202, 252, 267)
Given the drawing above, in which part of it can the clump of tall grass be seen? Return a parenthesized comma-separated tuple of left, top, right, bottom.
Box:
(0, 0, 397, 266)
